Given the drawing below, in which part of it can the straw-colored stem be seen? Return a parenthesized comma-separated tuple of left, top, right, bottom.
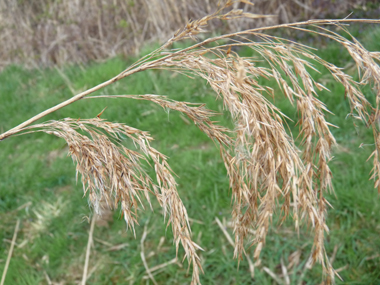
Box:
(162, 18, 380, 57)
(0, 67, 143, 141)
(0, 219, 20, 285)
(81, 214, 96, 285)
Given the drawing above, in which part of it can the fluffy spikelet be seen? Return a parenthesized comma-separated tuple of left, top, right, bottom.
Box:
(19, 118, 203, 284)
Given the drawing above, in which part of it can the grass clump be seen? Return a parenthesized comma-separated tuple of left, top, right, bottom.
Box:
(1, 2, 380, 284)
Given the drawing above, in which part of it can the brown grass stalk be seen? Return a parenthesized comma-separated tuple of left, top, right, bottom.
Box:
(0, 220, 20, 285)
(81, 214, 96, 285)
(1, 2, 380, 284)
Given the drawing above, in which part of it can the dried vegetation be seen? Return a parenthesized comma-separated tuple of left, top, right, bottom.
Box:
(1, 1, 380, 284)
(0, 0, 370, 68)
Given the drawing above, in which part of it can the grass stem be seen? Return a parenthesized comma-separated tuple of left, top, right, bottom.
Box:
(81, 214, 96, 285)
(0, 219, 20, 285)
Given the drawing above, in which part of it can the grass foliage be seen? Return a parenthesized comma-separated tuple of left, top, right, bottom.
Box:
(1, 2, 380, 284)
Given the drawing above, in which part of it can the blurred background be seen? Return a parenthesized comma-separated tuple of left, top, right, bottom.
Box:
(0, 0, 378, 68)
(0, 1, 380, 284)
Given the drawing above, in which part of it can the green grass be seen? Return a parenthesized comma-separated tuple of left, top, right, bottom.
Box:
(1, 27, 380, 284)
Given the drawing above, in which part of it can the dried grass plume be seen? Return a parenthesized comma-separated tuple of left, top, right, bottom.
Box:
(1, 1, 380, 284)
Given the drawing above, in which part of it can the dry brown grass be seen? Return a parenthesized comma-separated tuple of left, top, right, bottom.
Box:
(1, 1, 380, 284)
(0, 0, 368, 68)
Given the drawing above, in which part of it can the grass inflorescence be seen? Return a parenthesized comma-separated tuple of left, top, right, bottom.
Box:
(1, 2, 380, 284)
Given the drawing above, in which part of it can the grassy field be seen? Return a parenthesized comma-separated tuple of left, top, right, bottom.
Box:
(1, 27, 380, 284)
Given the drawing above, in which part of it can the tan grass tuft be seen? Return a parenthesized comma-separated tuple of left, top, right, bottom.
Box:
(16, 117, 203, 283)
